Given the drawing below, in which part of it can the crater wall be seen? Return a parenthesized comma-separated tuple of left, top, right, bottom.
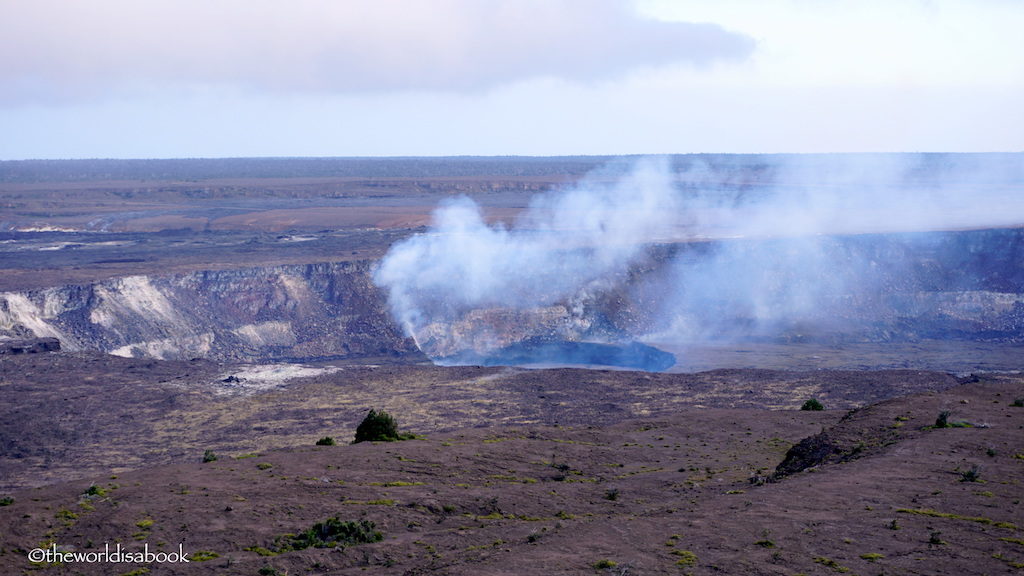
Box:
(0, 261, 420, 362)
(1, 228, 1021, 365)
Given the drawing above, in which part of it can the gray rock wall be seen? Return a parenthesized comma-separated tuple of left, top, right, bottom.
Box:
(0, 261, 420, 362)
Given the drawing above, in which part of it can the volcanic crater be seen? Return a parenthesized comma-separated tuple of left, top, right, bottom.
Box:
(1, 155, 1023, 575)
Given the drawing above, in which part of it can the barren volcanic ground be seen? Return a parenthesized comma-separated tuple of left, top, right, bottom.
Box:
(0, 352, 1022, 575)
(1, 156, 1023, 575)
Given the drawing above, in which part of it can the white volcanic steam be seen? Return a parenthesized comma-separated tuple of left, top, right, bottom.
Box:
(374, 158, 679, 352)
(374, 154, 1024, 365)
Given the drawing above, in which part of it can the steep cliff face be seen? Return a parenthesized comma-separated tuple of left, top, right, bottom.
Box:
(0, 261, 420, 362)
(1, 228, 1021, 366)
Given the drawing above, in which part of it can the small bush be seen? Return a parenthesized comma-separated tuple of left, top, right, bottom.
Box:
(959, 465, 982, 482)
(755, 528, 774, 548)
(550, 462, 572, 481)
(0, 496, 13, 506)
(604, 488, 619, 501)
(315, 437, 336, 446)
(813, 556, 849, 572)
(251, 519, 383, 556)
(801, 398, 824, 411)
(83, 485, 106, 497)
(202, 450, 218, 463)
(353, 409, 414, 443)
(1011, 397, 1024, 407)
(592, 559, 618, 569)
(935, 410, 951, 428)
(279, 518, 383, 551)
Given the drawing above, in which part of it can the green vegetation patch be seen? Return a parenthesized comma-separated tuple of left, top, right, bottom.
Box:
(191, 550, 220, 562)
(252, 518, 383, 554)
(993, 552, 1024, 569)
(896, 508, 1017, 530)
(672, 549, 698, 566)
(487, 474, 538, 484)
(932, 410, 973, 429)
(83, 484, 107, 498)
(813, 556, 850, 572)
(342, 499, 396, 506)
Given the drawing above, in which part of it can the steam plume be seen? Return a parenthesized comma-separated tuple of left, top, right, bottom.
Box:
(374, 158, 679, 357)
(374, 154, 1024, 366)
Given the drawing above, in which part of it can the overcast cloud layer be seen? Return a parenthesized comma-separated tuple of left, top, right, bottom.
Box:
(1, 0, 1021, 158)
(0, 0, 752, 104)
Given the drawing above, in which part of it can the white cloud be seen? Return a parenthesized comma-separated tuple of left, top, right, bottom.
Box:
(638, 0, 1024, 87)
(0, 0, 753, 104)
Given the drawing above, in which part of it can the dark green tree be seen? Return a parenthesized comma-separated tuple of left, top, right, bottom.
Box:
(353, 409, 412, 443)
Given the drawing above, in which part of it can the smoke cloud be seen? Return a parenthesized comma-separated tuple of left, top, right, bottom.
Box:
(374, 154, 1024, 367)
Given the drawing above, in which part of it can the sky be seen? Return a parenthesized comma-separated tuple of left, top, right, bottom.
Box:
(1, 0, 1022, 159)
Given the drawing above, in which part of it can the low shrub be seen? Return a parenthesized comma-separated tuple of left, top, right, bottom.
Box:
(959, 465, 982, 482)
(281, 518, 382, 551)
(251, 518, 383, 555)
(801, 398, 824, 411)
(83, 485, 106, 497)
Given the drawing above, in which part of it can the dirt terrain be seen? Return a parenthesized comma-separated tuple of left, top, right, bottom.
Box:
(0, 353, 1021, 575)
(0, 351, 964, 492)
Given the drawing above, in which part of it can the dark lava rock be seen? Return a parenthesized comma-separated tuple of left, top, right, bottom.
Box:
(0, 337, 61, 355)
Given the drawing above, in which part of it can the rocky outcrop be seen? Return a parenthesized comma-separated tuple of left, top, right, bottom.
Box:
(0, 261, 420, 362)
(0, 337, 60, 355)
